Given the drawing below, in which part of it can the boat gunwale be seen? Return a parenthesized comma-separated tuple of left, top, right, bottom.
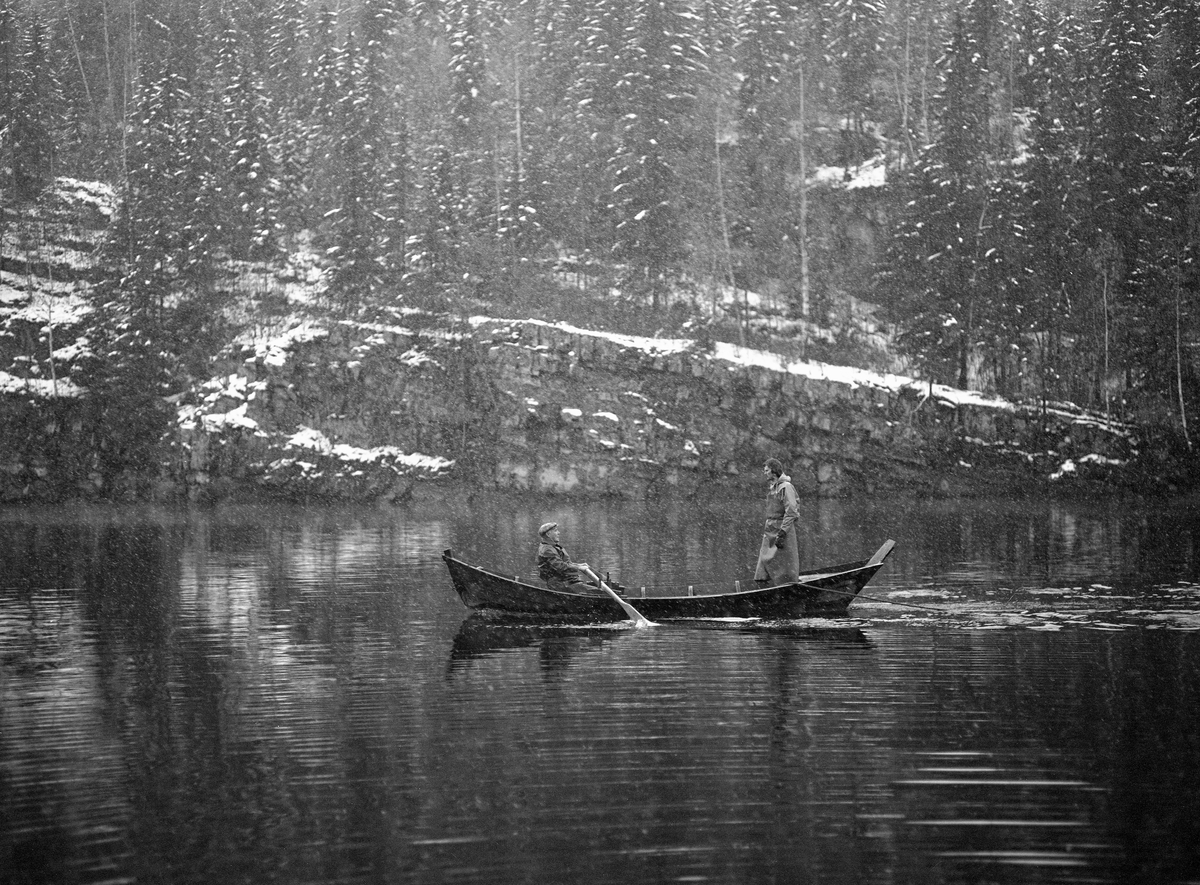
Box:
(442, 544, 889, 602)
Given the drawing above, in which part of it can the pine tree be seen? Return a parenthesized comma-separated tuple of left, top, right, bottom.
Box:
(1149, 0, 1198, 441)
(79, 44, 189, 494)
(672, 0, 739, 316)
(1160, 0, 1200, 354)
(326, 28, 375, 307)
(885, 0, 1005, 390)
(938, 6, 990, 181)
(1088, 0, 1165, 411)
(115, 58, 183, 324)
(881, 0, 947, 166)
(829, 0, 884, 171)
(415, 142, 460, 299)
(734, 0, 787, 292)
(49, 0, 127, 179)
(609, 0, 704, 309)
(1019, 7, 1097, 407)
(376, 2, 415, 296)
(446, 0, 491, 231)
(265, 0, 309, 97)
(483, 3, 549, 291)
(9, 11, 64, 199)
(551, 0, 624, 266)
(216, 17, 278, 261)
(327, 3, 400, 307)
(0, 0, 19, 183)
(301, 4, 344, 230)
(408, 0, 496, 301)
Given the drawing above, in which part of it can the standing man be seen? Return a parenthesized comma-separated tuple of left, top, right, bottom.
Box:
(755, 458, 801, 585)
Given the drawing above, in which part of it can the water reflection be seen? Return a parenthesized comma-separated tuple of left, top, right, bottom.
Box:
(2, 494, 1200, 884)
(447, 614, 628, 678)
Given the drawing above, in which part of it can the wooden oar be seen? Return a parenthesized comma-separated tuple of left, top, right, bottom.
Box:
(582, 566, 654, 627)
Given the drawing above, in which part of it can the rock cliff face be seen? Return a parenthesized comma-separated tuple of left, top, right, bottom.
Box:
(470, 320, 1136, 498)
(478, 319, 902, 497)
(168, 315, 1138, 503)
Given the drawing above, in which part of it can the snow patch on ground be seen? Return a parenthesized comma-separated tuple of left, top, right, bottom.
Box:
(809, 157, 888, 190)
(0, 370, 84, 398)
(55, 178, 117, 216)
(0, 275, 93, 326)
(234, 322, 330, 367)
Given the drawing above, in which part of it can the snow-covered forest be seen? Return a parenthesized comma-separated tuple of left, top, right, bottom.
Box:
(1, 0, 1198, 450)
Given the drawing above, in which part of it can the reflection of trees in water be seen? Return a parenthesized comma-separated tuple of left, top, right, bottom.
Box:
(837, 496, 1200, 590)
(0, 589, 135, 885)
(1, 507, 456, 884)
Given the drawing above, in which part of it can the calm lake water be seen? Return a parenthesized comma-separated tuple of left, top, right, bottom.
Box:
(2, 491, 1199, 885)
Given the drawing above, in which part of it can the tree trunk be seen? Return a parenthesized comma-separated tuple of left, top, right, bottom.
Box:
(713, 109, 742, 346)
(1176, 271, 1191, 449)
(920, 1, 931, 145)
(959, 198, 990, 390)
(41, 219, 58, 395)
(64, 7, 94, 115)
(492, 127, 502, 234)
(513, 51, 523, 183)
(900, 0, 915, 163)
(100, 0, 115, 124)
(1102, 266, 1110, 417)
(798, 54, 810, 319)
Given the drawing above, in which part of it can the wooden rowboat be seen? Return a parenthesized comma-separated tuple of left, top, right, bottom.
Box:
(442, 539, 895, 622)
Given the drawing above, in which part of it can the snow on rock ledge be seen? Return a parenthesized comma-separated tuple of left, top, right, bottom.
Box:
(255, 426, 454, 502)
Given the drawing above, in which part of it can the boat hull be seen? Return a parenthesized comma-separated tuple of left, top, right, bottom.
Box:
(442, 540, 894, 622)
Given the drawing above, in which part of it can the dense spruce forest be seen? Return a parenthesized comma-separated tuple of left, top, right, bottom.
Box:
(1, 0, 1198, 449)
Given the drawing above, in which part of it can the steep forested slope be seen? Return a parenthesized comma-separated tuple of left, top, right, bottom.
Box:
(1, 0, 1197, 499)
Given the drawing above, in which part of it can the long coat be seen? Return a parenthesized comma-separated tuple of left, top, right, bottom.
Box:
(537, 540, 594, 591)
(754, 473, 801, 584)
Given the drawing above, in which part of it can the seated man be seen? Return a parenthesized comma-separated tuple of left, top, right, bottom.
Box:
(536, 522, 603, 595)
